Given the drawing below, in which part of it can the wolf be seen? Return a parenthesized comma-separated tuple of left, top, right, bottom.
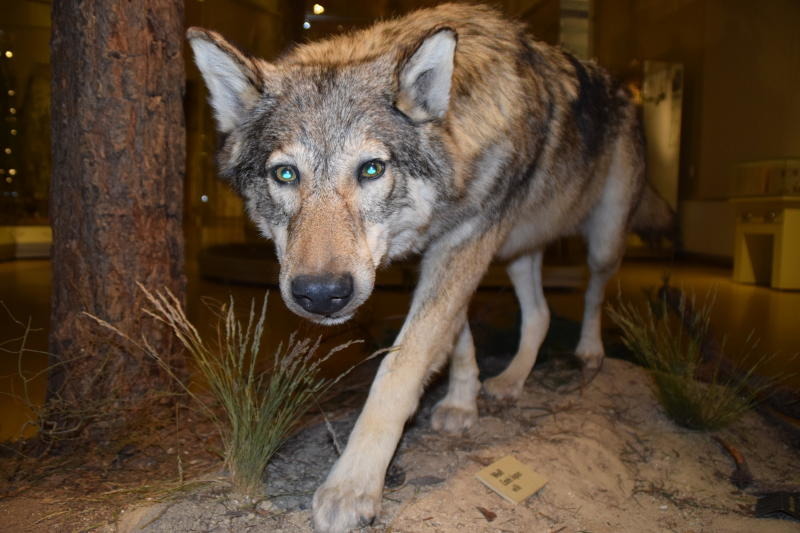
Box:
(188, 3, 672, 531)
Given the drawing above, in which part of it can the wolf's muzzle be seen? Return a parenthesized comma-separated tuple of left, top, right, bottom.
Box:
(290, 273, 354, 316)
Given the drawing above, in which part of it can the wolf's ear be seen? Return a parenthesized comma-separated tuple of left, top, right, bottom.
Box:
(187, 28, 265, 133)
(396, 28, 457, 122)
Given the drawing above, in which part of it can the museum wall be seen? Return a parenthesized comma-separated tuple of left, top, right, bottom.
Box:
(594, 0, 800, 257)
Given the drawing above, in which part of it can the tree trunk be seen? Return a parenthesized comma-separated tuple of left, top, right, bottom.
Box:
(48, 0, 185, 440)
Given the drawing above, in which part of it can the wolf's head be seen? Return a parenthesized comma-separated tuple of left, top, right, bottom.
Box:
(188, 27, 457, 324)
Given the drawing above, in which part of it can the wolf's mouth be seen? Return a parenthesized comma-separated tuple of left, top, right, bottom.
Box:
(282, 295, 357, 325)
(313, 312, 355, 326)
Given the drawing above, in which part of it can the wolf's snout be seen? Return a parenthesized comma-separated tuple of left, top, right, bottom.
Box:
(290, 273, 354, 316)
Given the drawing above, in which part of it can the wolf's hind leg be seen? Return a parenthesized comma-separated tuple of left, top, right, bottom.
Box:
(574, 259, 617, 374)
(431, 316, 480, 434)
(483, 250, 550, 401)
(575, 171, 633, 374)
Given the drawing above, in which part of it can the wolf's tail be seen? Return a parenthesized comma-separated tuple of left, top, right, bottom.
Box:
(631, 183, 678, 246)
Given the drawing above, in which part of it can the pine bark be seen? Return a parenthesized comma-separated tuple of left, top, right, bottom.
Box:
(48, 0, 185, 438)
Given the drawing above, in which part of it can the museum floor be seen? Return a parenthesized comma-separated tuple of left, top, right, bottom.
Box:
(1, 257, 798, 441)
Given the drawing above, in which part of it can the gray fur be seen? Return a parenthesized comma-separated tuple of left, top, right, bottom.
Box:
(188, 4, 671, 532)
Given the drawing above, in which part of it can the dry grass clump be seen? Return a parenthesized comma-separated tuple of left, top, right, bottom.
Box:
(94, 285, 359, 497)
(0, 303, 94, 449)
(0, 306, 46, 442)
(608, 286, 778, 430)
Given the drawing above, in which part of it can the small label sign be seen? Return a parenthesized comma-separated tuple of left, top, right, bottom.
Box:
(475, 455, 547, 504)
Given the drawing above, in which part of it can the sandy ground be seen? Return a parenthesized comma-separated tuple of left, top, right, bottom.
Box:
(114, 357, 800, 533)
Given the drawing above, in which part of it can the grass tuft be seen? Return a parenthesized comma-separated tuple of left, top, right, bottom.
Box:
(90, 285, 362, 498)
(607, 285, 779, 431)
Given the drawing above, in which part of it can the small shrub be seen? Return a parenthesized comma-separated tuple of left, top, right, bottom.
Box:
(608, 287, 777, 430)
(92, 286, 360, 497)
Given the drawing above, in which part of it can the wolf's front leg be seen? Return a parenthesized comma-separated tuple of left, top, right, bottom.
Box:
(312, 227, 503, 533)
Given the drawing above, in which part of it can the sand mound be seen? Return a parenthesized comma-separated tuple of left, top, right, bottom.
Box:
(118, 358, 800, 532)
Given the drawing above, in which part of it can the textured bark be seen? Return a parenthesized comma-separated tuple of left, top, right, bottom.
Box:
(48, 0, 185, 437)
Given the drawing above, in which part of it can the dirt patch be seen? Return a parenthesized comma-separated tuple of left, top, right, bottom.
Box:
(109, 358, 799, 533)
(0, 398, 223, 533)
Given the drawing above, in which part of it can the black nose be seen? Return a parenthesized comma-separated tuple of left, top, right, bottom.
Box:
(290, 273, 354, 315)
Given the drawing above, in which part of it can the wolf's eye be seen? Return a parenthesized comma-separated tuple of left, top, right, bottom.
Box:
(272, 165, 299, 184)
(358, 160, 385, 181)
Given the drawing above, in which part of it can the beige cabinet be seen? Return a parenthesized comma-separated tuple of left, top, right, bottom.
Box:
(732, 197, 800, 290)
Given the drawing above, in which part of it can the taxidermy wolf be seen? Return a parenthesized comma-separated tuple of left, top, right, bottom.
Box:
(188, 3, 672, 531)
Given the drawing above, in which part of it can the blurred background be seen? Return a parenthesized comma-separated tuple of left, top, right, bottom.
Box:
(1, 0, 799, 440)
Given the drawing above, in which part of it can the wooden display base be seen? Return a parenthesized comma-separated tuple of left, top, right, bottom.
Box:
(198, 243, 587, 289)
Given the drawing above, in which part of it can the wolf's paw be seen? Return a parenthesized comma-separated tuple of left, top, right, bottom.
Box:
(312, 481, 380, 533)
(431, 401, 478, 434)
(577, 353, 604, 384)
(482, 374, 524, 402)
(575, 334, 605, 384)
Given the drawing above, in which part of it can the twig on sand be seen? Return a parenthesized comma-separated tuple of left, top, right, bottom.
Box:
(318, 404, 343, 456)
(476, 505, 497, 522)
(713, 436, 753, 489)
(32, 509, 70, 525)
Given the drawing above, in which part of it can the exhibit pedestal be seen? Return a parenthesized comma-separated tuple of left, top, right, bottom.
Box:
(732, 196, 800, 290)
